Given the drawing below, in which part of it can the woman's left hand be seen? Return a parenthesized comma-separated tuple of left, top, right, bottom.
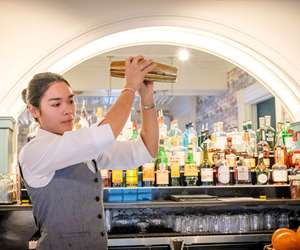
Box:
(138, 80, 154, 103)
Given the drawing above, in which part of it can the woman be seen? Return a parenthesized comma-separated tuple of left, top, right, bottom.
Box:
(19, 56, 159, 250)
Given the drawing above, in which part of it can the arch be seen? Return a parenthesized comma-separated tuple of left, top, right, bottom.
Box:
(4, 17, 300, 120)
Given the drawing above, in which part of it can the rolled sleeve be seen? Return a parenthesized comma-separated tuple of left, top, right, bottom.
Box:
(97, 136, 153, 169)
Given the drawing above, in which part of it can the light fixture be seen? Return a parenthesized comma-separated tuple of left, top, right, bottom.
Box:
(177, 48, 190, 61)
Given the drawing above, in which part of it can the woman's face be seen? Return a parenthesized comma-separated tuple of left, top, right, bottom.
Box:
(32, 81, 76, 135)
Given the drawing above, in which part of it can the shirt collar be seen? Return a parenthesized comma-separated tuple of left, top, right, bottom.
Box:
(36, 128, 58, 138)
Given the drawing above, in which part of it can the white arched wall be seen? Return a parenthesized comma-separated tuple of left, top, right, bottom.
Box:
(2, 17, 300, 121)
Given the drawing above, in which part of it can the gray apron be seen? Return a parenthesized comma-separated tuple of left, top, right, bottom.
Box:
(21, 161, 107, 250)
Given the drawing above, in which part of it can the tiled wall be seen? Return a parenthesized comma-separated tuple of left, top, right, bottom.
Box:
(196, 67, 260, 133)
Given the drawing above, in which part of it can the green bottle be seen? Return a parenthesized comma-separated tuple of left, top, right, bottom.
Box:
(155, 139, 169, 186)
(184, 143, 199, 186)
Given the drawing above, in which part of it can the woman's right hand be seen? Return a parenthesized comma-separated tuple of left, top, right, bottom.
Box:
(124, 56, 156, 91)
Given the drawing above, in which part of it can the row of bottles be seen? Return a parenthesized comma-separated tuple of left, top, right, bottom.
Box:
(101, 136, 299, 188)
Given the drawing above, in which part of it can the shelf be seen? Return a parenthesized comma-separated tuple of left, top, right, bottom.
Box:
(108, 233, 272, 247)
(104, 184, 289, 190)
(104, 198, 300, 209)
(0, 203, 32, 211)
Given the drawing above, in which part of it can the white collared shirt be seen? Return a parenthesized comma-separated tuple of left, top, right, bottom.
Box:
(19, 124, 153, 188)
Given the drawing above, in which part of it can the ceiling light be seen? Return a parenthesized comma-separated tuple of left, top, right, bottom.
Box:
(177, 48, 190, 61)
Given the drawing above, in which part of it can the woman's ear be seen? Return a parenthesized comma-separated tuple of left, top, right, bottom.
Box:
(27, 104, 41, 121)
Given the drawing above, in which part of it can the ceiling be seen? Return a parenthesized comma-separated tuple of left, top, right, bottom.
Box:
(63, 45, 236, 97)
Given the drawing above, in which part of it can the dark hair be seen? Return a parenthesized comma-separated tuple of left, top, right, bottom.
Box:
(22, 72, 71, 108)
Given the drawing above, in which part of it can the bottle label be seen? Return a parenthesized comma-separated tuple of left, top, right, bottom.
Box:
(218, 165, 230, 184)
(272, 169, 288, 182)
(266, 131, 275, 142)
(226, 154, 236, 167)
(237, 166, 249, 181)
(184, 164, 198, 176)
(126, 169, 138, 186)
(170, 162, 180, 178)
(257, 173, 268, 184)
(112, 170, 123, 184)
(100, 169, 109, 179)
(143, 163, 155, 181)
(156, 169, 169, 185)
(201, 168, 214, 182)
(263, 158, 270, 168)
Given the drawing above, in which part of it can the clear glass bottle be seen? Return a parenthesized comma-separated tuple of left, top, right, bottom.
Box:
(142, 163, 155, 187)
(217, 153, 230, 185)
(224, 136, 237, 185)
(158, 110, 168, 140)
(236, 156, 251, 184)
(184, 143, 199, 186)
(169, 154, 181, 186)
(126, 168, 138, 187)
(112, 170, 124, 187)
(272, 126, 288, 185)
(200, 142, 214, 186)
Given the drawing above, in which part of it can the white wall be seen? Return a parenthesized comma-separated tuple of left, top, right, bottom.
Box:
(1, 0, 300, 119)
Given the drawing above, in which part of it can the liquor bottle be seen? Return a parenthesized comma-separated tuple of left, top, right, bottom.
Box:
(155, 139, 169, 186)
(265, 115, 276, 152)
(256, 117, 265, 142)
(182, 123, 190, 149)
(188, 122, 198, 150)
(100, 169, 111, 187)
(158, 110, 168, 140)
(78, 100, 90, 128)
(167, 120, 183, 151)
(246, 120, 257, 157)
(255, 154, 269, 185)
(272, 127, 288, 185)
(142, 163, 155, 187)
(282, 121, 294, 153)
(112, 169, 124, 187)
(131, 120, 139, 140)
(224, 137, 237, 185)
(214, 122, 227, 151)
(126, 168, 138, 187)
(217, 153, 230, 185)
(236, 156, 251, 184)
(257, 127, 270, 168)
(184, 143, 199, 186)
(169, 154, 181, 186)
(200, 142, 214, 186)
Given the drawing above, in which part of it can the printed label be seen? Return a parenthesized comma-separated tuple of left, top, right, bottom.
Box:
(201, 168, 214, 182)
(184, 164, 198, 176)
(142, 163, 155, 181)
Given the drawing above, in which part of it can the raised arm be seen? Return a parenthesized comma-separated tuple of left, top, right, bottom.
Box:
(101, 56, 156, 138)
(138, 81, 159, 157)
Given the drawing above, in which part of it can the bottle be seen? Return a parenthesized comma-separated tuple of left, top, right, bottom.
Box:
(126, 168, 138, 187)
(78, 100, 90, 128)
(142, 163, 155, 187)
(184, 143, 199, 186)
(169, 154, 181, 186)
(167, 120, 183, 151)
(155, 139, 169, 186)
(112, 169, 124, 187)
(246, 120, 257, 157)
(224, 137, 237, 185)
(182, 123, 190, 149)
(217, 153, 230, 185)
(188, 122, 198, 150)
(264, 115, 276, 152)
(131, 120, 139, 140)
(272, 126, 288, 185)
(256, 154, 269, 185)
(257, 126, 270, 168)
(200, 142, 214, 186)
(158, 110, 168, 140)
(100, 169, 111, 187)
(256, 117, 265, 144)
(236, 156, 251, 184)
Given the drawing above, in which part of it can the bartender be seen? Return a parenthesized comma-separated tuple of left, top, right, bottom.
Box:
(19, 56, 159, 250)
